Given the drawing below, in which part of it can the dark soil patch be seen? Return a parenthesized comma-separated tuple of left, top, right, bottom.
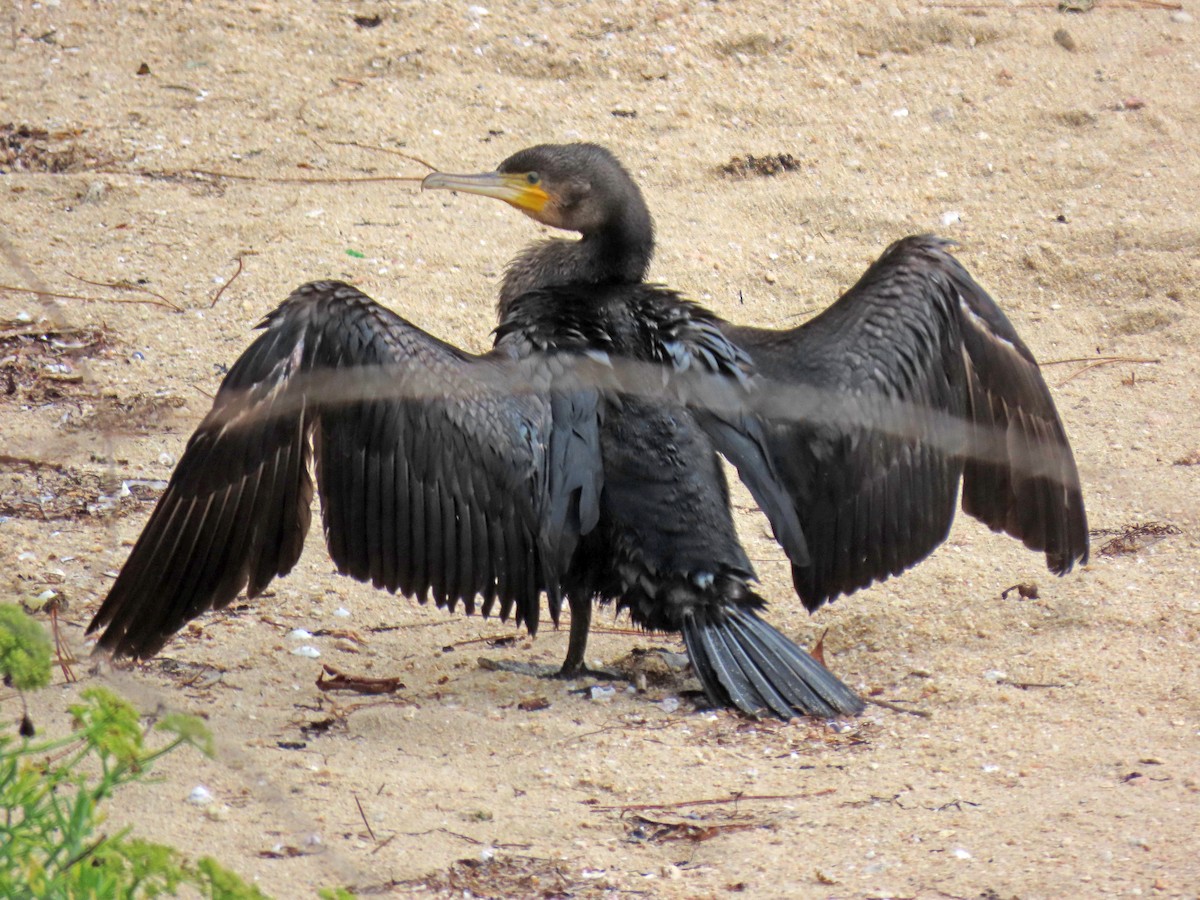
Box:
(0, 123, 98, 173)
(718, 153, 802, 178)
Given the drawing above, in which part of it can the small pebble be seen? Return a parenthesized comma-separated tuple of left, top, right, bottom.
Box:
(333, 607, 351, 618)
(158, 452, 176, 467)
(292, 645, 321, 658)
(659, 697, 680, 714)
(480, 846, 496, 862)
(15, 310, 33, 323)
(288, 629, 314, 640)
(983, 669, 1007, 683)
(590, 685, 617, 702)
(82, 181, 109, 203)
(188, 785, 214, 805)
(952, 847, 973, 860)
(940, 211, 962, 227)
(1171, 11, 1193, 24)
(1053, 28, 1078, 52)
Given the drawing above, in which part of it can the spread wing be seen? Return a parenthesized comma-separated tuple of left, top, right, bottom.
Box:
(88, 280, 602, 657)
(724, 235, 1088, 610)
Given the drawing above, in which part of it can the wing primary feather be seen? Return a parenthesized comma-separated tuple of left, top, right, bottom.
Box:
(392, 417, 416, 596)
(407, 455, 428, 600)
(91, 487, 195, 646)
(438, 486, 458, 608)
(457, 498, 476, 613)
(425, 481, 446, 606)
(498, 511, 521, 622)
(114, 493, 211, 655)
(246, 439, 290, 596)
(144, 487, 239, 654)
(364, 404, 386, 588)
(346, 435, 370, 581)
(376, 411, 398, 592)
(262, 424, 309, 592)
(520, 523, 540, 633)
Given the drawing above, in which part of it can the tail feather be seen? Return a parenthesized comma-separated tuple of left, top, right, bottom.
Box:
(682, 607, 864, 718)
(708, 622, 798, 719)
(725, 614, 836, 717)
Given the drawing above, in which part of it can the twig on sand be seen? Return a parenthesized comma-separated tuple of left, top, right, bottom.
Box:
(107, 166, 426, 187)
(866, 697, 933, 718)
(64, 271, 176, 309)
(315, 664, 404, 695)
(0, 282, 182, 312)
(353, 793, 377, 843)
(327, 140, 440, 171)
(210, 254, 252, 308)
(1038, 355, 1159, 387)
(589, 788, 837, 812)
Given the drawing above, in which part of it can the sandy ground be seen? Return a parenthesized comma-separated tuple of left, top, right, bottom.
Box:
(3, 1, 1200, 897)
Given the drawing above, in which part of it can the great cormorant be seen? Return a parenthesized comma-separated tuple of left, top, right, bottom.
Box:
(87, 143, 1088, 719)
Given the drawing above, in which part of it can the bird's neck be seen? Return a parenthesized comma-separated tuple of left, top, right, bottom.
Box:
(498, 210, 654, 312)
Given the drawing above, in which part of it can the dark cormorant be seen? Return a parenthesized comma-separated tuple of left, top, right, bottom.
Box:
(87, 143, 1088, 719)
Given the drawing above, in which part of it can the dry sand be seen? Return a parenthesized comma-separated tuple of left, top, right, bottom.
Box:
(2, 1, 1199, 897)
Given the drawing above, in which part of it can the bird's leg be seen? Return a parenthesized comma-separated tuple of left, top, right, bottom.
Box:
(477, 592, 617, 681)
(557, 590, 593, 678)
(547, 591, 621, 680)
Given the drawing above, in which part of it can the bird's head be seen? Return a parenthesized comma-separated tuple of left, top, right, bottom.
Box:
(422, 142, 646, 238)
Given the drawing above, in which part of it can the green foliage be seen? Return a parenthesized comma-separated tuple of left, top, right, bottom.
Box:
(156, 709, 216, 759)
(0, 605, 349, 898)
(67, 686, 145, 763)
(0, 602, 53, 690)
(0, 606, 269, 898)
(194, 857, 272, 899)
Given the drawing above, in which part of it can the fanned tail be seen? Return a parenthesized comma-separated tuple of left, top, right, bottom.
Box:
(681, 607, 864, 718)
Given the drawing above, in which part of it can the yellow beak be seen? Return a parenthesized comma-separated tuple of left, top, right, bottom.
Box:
(422, 171, 550, 215)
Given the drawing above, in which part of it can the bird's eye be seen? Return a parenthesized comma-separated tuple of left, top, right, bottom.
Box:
(526, 172, 540, 185)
